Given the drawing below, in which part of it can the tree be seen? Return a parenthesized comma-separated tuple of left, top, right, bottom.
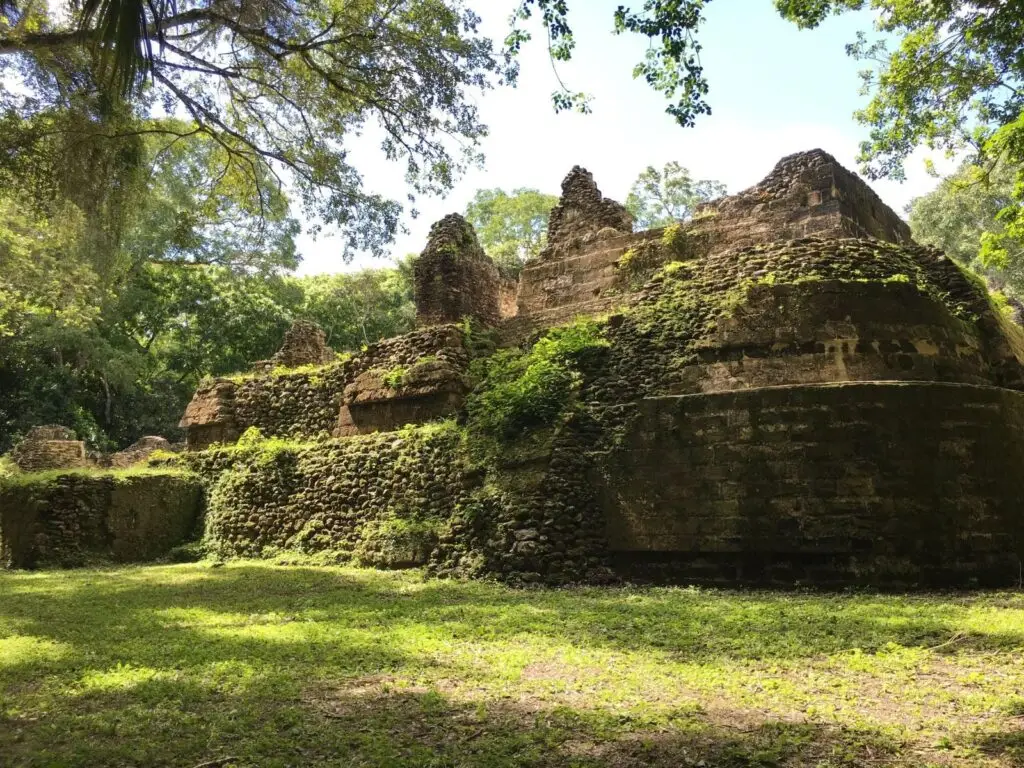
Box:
(296, 264, 416, 352)
(0, 0, 498, 257)
(908, 162, 1024, 298)
(774, 0, 1024, 266)
(464, 188, 558, 276)
(625, 162, 726, 230)
(0, 120, 305, 450)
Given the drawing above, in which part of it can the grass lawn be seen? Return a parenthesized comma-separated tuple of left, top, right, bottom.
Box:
(1, 564, 1023, 767)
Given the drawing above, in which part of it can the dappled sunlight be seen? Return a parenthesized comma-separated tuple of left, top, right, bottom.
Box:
(0, 634, 71, 668)
(78, 663, 177, 694)
(1, 564, 1023, 766)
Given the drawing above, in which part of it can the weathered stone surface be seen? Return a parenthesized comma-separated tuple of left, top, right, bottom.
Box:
(9, 426, 88, 472)
(253, 320, 334, 372)
(179, 380, 240, 450)
(599, 382, 1024, 586)
(540, 166, 633, 262)
(177, 323, 474, 447)
(513, 149, 913, 329)
(109, 436, 175, 468)
(0, 472, 202, 568)
(415, 214, 502, 327)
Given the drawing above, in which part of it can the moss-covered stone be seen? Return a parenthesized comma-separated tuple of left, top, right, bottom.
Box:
(0, 469, 202, 568)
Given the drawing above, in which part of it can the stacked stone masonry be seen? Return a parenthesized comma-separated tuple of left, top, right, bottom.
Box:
(180, 323, 474, 449)
(9, 148, 1024, 588)
(0, 472, 202, 568)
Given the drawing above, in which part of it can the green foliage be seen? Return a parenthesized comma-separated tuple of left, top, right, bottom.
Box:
(625, 162, 727, 230)
(465, 320, 608, 452)
(464, 188, 558, 276)
(908, 161, 1024, 300)
(504, 2, 716, 126)
(0, 465, 188, 490)
(0, 1, 498, 256)
(381, 366, 409, 389)
(777, 0, 1024, 269)
(293, 261, 416, 352)
(354, 514, 444, 569)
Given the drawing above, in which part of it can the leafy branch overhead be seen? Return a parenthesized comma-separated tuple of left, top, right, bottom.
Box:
(0, 0, 498, 256)
(504, 0, 714, 126)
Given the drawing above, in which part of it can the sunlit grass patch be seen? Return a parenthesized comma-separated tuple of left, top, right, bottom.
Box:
(0, 563, 1022, 766)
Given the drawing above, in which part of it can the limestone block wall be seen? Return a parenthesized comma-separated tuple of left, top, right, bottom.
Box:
(0, 471, 203, 568)
(599, 382, 1024, 586)
(512, 149, 915, 331)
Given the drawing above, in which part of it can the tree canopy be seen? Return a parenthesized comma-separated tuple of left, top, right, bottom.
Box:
(908, 161, 1024, 299)
(625, 162, 726, 230)
(464, 188, 558, 276)
(0, 0, 497, 256)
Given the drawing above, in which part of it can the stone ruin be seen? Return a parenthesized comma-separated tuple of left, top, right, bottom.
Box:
(539, 165, 634, 260)
(414, 213, 504, 327)
(9, 426, 87, 472)
(7, 428, 177, 473)
(252, 319, 334, 373)
(8, 148, 1024, 587)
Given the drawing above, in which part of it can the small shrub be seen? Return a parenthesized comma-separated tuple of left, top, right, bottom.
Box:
(381, 366, 408, 389)
(465, 319, 608, 448)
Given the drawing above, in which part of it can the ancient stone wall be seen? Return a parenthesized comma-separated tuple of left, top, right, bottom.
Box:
(540, 166, 633, 261)
(513, 149, 916, 330)
(587, 237, 1024, 405)
(180, 324, 473, 449)
(9, 426, 88, 472)
(109, 436, 175, 468)
(189, 424, 467, 568)
(599, 383, 1024, 586)
(415, 214, 502, 327)
(0, 471, 202, 568)
(252, 320, 335, 373)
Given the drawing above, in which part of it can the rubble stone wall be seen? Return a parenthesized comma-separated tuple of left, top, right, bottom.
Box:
(0, 471, 202, 568)
(193, 424, 467, 568)
(181, 324, 472, 449)
(513, 149, 916, 330)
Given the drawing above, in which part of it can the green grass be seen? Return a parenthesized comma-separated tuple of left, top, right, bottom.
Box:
(1, 564, 1023, 767)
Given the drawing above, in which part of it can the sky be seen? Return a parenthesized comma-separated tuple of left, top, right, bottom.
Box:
(295, 0, 954, 276)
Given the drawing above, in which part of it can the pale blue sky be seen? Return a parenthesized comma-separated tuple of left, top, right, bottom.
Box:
(296, 0, 951, 275)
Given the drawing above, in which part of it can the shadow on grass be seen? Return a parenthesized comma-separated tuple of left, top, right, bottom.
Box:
(1, 671, 915, 767)
(2, 563, 1022, 662)
(1, 563, 1023, 766)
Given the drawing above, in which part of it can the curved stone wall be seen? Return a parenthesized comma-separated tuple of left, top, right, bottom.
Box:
(599, 382, 1024, 586)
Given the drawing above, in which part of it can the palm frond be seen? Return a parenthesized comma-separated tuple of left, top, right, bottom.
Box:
(79, 0, 158, 96)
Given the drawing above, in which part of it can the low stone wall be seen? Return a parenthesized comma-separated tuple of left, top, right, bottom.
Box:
(190, 425, 468, 567)
(0, 471, 203, 568)
(599, 382, 1024, 586)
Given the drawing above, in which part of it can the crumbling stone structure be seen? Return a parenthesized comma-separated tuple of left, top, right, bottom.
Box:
(0, 471, 202, 568)
(12, 149, 1024, 587)
(179, 323, 475, 449)
(109, 436, 176, 469)
(540, 165, 634, 260)
(253, 320, 335, 373)
(9, 426, 88, 472)
(414, 213, 503, 327)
